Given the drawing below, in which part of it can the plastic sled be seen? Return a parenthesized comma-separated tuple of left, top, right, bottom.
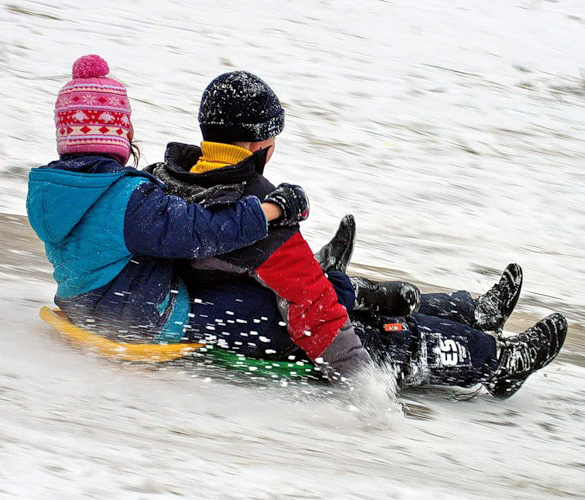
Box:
(39, 307, 318, 378)
(39, 307, 202, 362)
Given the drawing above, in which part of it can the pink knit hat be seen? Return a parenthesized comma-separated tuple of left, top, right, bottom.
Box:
(55, 55, 132, 165)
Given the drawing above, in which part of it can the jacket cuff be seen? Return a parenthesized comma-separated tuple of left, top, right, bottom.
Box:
(244, 195, 269, 240)
(316, 321, 372, 383)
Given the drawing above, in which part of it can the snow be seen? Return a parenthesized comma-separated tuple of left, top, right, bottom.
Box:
(1, 0, 585, 497)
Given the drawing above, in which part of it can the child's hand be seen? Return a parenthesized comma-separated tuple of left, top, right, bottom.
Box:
(264, 183, 310, 227)
(353, 278, 421, 317)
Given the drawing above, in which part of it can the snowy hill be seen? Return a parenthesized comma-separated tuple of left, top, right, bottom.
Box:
(1, 0, 584, 497)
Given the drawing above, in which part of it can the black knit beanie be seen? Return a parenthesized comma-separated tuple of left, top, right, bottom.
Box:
(199, 71, 285, 143)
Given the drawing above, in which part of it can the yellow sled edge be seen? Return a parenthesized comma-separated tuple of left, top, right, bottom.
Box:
(39, 307, 203, 362)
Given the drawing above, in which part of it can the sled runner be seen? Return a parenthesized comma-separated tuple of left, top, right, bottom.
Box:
(39, 307, 318, 378)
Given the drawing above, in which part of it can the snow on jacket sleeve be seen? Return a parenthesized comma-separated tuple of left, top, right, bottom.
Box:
(254, 232, 372, 377)
(123, 182, 268, 259)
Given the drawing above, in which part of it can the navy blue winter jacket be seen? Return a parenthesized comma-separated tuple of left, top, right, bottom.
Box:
(26, 155, 269, 342)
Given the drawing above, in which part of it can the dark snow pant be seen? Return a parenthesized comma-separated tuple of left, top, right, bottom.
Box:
(352, 290, 497, 386)
(418, 290, 477, 328)
(352, 310, 498, 388)
(185, 277, 497, 387)
(183, 271, 355, 360)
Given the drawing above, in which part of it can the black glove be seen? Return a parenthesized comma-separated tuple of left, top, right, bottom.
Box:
(352, 278, 421, 317)
(264, 183, 310, 227)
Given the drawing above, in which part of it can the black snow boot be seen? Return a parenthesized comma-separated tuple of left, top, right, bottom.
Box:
(485, 313, 567, 399)
(314, 214, 356, 273)
(351, 277, 421, 317)
(475, 263, 523, 333)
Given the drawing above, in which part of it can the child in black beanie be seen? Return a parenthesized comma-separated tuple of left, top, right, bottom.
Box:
(149, 71, 567, 398)
(151, 71, 372, 382)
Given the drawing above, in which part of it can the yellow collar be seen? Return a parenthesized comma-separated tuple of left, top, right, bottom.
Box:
(189, 142, 252, 173)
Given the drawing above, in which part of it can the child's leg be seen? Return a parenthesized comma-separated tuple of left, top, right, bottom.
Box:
(417, 291, 477, 327)
(184, 279, 297, 358)
(184, 272, 355, 360)
(412, 313, 498, 386)
(325, 270, 356, 311)
(418, 264, 523, 332)
(352, 264, 523, 333)
(351, 311, 498, 388)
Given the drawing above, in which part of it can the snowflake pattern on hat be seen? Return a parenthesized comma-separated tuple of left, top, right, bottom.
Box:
(71, 110, 87, 122)
(54, 55, 132, 165)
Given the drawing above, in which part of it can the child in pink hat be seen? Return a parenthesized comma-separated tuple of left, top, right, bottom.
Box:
(27, 55, 309, 354)
(54, 54, 133, 165)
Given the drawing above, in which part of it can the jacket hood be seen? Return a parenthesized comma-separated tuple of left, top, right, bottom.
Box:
(26, 156, 159, 244)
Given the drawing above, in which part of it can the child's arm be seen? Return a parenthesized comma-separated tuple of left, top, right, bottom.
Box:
(254, 232, 372, 381)
(123, 181, 306, 260)
(123, 181, 268, 259)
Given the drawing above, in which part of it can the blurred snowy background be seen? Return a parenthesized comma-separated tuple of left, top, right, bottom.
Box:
(1, 0, 584, 498)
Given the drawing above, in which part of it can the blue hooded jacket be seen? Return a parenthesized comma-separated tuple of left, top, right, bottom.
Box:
(27, 155, 268, 342)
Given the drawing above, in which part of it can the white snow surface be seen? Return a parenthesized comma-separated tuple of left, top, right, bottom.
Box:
(1, 0, 585, 498)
